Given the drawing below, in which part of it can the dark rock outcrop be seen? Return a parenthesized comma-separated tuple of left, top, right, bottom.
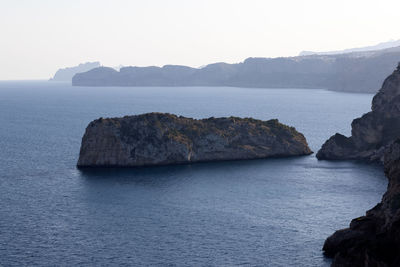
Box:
(77, 113, 312, 167)
(317, 63, 400, 163)
(323, 140, 400, 266)
(320, 64, 400, 266)
(72, 47, 400, 93)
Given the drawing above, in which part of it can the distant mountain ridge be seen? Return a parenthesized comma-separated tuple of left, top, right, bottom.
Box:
(72, 46, 400, 93)
(299, 39, 400, 56)
(50, 62, 101, 81)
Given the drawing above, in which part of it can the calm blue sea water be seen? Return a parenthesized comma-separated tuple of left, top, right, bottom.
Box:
(0, 81, 387, 266)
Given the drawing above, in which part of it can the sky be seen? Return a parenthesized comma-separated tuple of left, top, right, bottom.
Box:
(1, 0, 400, 80)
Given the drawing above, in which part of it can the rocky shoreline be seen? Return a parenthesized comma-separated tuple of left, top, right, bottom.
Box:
(77, 113, 312, 168)
(319, 64, 400, 266)
(323, 140, 400, 266)
(317, 64, 400, 163)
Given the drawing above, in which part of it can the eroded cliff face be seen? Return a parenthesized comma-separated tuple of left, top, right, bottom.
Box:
(77, 113, 312, 167)
(317, 64, 400, 163)
(323, 140, 400, 266)
(319, 64, 400, 266)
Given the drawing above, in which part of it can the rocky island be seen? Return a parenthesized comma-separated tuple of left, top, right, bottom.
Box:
(319, 64, 400, 266)
(77, 113, 312, 167)
(317, 63, 400, 163)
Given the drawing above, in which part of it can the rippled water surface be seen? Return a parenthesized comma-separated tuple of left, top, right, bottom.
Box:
(0, 82, 387, 266)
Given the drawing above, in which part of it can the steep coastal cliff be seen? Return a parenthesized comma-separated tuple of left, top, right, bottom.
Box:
(77, 113, 312, 167)
(317, 63, 400, 163)
(323, 140, 400, 266)
(319, 64, 400, 266)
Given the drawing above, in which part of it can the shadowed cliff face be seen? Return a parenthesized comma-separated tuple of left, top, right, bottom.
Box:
(319, 64, 400, 266)
(317, 64, 400, 163)
(77, 113, 312, 167)
(323, 140, 400, 267)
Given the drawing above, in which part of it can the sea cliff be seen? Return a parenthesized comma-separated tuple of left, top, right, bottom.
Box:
(317, 63, 400, 163)
(323, 140, 400, 266)
(319, 64, 400, 266)
(77, 113, 312, 167)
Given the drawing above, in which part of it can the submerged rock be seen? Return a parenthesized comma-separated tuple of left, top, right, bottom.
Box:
(323, 140, 400, 266)
(317, 63, 400, 163)
(77, 113, 312, 167)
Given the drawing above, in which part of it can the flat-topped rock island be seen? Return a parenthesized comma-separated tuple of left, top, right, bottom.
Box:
(77, 113, 312, 167)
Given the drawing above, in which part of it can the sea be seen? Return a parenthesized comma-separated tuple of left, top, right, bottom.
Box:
(0, 81, 387, 266)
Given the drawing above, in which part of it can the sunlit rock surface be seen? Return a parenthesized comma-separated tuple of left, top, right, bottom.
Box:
(77, 113, 312, 167)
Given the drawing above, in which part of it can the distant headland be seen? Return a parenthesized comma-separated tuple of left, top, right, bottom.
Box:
(50, 62, 101, 82)
(71, 47, 400, 93)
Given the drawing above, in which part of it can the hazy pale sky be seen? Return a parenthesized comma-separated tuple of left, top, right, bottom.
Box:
(1, 0, 400, 80)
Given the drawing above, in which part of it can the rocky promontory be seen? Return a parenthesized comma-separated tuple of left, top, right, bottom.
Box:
(50, 62, 100, 82)
(77, 113, 312, 167)
(323, 140, 400, 266)
(72, 47, 400, 93)
(319, 64, 400, 266)
(317, 63, 400, 163)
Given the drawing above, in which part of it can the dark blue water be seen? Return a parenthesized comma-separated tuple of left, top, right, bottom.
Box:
(0, 81, 386, 266)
